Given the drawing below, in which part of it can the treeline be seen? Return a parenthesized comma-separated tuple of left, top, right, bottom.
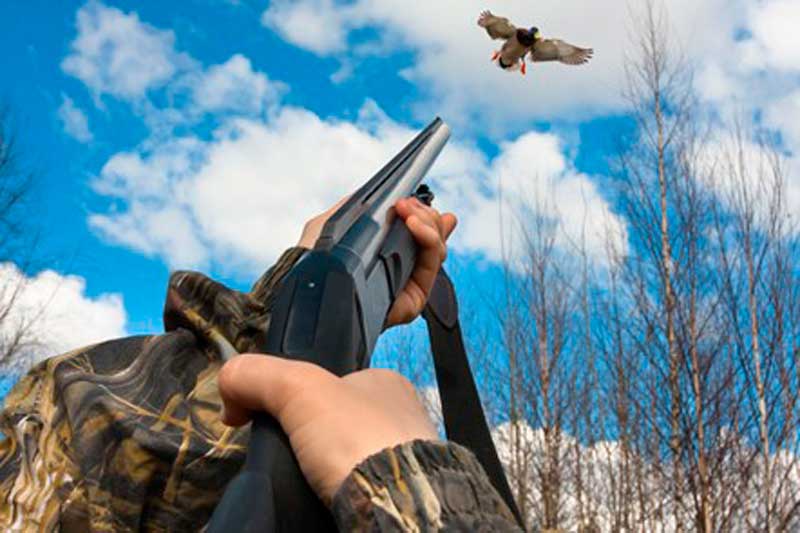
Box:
(476, 4, 799, 533)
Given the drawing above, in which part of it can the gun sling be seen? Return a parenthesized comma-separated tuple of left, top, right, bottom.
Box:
(423, 269, 525, 528)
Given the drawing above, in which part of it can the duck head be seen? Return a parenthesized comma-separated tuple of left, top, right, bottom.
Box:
(518, 26, 541, 47)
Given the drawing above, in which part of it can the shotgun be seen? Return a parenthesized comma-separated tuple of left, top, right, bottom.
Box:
(208, 117, 451, 532)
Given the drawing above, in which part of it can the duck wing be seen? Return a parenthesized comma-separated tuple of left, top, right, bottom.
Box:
(530, 39, 593, 65)
(477, 10, 516, 40)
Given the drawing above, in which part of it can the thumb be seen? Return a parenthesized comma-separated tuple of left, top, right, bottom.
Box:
(217, 354, 330, 427)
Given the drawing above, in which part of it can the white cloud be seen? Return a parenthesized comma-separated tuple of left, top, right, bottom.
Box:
(257, 0, 799, 200)
(766, 90, 800, 153)
(437, 132, 627, 264)
(62, 2, 284, 132)
(696, 132, 800, 230)
(88, 136, 211, 268)
(694, 1, 800, 133)
(61, 1, 184, 101)
(259, 0, 742, 129)
(739, 0, 800, 72)
(261, 0, 348, 55)
(90, 100, 626, 273)
(61, 2, 625, 274)
(0, 263, 127, 370)
(90, 104, 422, 272)
(57, 95, 93, 143)
(190, 54, 286, 116)
(691, 0, 800, 216)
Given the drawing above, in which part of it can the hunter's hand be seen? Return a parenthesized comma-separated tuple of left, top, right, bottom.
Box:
(296, 196, 349, 249)
(297, 197, 457, 327)
(218, 355, 438, 504)
(386, 197, 457, 326)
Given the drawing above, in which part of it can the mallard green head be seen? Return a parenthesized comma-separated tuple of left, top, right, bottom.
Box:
(518, 26, 539, 47)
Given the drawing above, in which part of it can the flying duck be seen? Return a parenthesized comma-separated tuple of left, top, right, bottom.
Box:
(477, 10, 594, 75)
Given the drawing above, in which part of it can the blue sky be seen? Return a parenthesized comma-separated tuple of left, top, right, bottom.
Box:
(0, 0, 798, 379)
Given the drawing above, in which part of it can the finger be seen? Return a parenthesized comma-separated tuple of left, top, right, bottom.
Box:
(385, 281, 427, 325)
(396, 197, 437, 223)
(220, 403, 251, 427)
(402, 203, 457, 258)
(406, 215, 445, 292)
(406, 214, 446, 259)
(385, 199, 452, 327)
(441, 213, 457, 239)
(399, 198, 445, 238)
(393, 197, 419, 222)
(414, 201, 445, 237)
(218, 354, 329, 427)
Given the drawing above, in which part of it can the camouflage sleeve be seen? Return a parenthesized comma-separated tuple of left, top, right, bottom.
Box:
(0, 247, 308, 531)
(331, 440, 523, 532)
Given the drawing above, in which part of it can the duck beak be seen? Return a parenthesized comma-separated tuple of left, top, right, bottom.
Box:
(534, 30, 541, 40)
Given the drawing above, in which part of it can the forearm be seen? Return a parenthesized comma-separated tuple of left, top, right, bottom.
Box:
(331, 440, 523, 532)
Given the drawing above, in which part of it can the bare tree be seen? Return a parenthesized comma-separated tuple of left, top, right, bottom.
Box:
(710, 123, 800, 532)
(616, 1, 701, 527)
(0, 107, 41, 375)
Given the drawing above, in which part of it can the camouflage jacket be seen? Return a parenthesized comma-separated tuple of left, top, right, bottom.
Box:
(0, 247, 521, 532)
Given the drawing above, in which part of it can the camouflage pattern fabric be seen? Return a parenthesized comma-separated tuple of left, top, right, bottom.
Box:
(332, 440, 522, 532)
(0, 247, 305, 531)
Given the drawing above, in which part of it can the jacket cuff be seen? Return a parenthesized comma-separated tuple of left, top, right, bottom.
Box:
(331, 440, 521, 532)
